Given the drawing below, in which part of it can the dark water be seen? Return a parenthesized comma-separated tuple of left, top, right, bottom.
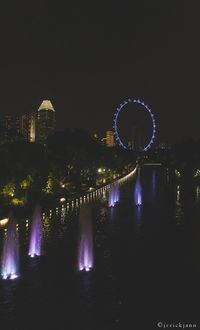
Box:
(0, 167, 200, 330)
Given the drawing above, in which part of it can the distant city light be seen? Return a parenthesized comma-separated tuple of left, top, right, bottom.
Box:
(175, 169, 181, 178)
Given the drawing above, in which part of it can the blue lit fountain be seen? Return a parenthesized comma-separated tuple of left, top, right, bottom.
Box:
(108, 183, 119, 207)
(28, 204, 43, 258)
(134, 178, 142, 206)
(78, 205, 93, 272)
(1, 213, 19, 280)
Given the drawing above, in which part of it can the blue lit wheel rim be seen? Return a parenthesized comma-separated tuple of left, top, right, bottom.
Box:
(113, 98, 156, 151)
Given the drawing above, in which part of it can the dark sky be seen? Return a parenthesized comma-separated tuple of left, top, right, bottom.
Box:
(0, 1, 200, 144)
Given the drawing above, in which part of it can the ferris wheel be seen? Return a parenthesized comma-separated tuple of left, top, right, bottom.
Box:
(113, 98, 156, 151)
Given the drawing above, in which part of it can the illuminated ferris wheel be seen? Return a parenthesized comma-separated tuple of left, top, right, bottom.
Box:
(113, 98, 156, 151)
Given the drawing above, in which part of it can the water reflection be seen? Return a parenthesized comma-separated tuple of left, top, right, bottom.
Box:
(61, 206, 66, 224)
(175, 184, 183, 225)
(108, 205, 116, 224)
(43, 215, 51, 246)
(177, 185, 180, 203)
(0, 281, 18, 327)
(135, 205, 142, 223)
(166, 168, 170, 184)
(196, 185, 200, 202)
(152, 169, 156, 197)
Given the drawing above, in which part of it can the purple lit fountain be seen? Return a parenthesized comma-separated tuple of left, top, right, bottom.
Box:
(78, 205, 93, 272)
(108, 183, 119, 207)
(134, 178, 142, 206)
(28, 204, 43, 258)
(1, 213, 19, 280)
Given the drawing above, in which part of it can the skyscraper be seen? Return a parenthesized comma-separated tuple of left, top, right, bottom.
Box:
(106, 130, 115, 147)
(35, 100, 56, 143)
(0, 113, 36, 144)
(21, 113, 36, 142)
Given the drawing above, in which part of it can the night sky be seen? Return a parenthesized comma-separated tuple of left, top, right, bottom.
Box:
(0, 1, 200, 144)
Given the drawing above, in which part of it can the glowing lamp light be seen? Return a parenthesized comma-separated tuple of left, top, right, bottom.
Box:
(2, 273, 19, 280)
(60, 197, 66, 203)
(79, 266, 92, 272)
(0, 218, 9, 226)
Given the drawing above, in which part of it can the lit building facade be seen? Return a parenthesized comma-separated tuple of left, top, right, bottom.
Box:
(35, 100, 56, 143)
(158, 142, 169, 150)
(3, 115, 20, 134)
(106, 130, 115, 147)
(20, 113, 36, 142)
(0, 113, 36, 143)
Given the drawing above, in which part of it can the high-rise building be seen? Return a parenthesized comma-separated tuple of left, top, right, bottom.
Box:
(106, 130, 115, 147)
(29, 113, 36, 142)
(20, 113, 36, 142)
(0, 99, 56, 145)
(35, 100, 56, 143)
(3, 114, 20, 133)
(157, 142, 169, 150)
(0, 113, 36, 144)
(0, 115, 20, 144)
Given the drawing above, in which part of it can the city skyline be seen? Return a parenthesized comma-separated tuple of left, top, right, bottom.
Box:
(0, 100, 56, 144)
(0, 96, 195, 147)
(0, 2, 199, 144)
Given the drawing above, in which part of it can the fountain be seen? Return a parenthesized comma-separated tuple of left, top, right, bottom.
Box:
(1, 213, 19, 280)
(134, 178, 142, 206)
(78, 205, 93, 272)
(28, 204, 43, 258)
(108, 183, 119, 207)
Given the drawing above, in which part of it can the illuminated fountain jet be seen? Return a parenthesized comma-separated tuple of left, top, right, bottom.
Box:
(78, 205, 93, 272)
(134, 178, 142, 206)
(28, 204, 43, 258)
(1, 213, 19, 280)
(108, 183, 119, 207)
